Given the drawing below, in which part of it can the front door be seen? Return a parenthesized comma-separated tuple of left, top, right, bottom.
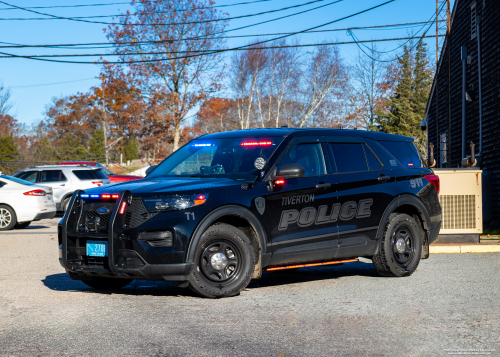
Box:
(265, 138, 339, 266)
(325, 137, 398, 258)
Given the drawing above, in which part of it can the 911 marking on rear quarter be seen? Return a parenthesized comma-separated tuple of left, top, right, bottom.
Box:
(278, 199, 373, 230)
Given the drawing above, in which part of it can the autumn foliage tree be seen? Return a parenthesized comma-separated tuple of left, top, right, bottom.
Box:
(197, 97, 239, 134)
(105, 0, 229, 151)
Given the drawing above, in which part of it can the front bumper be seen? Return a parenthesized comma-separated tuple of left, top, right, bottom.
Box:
(58, 190, 193, 282)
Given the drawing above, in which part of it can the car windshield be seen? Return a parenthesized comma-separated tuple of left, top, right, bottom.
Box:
(148, 137, 284, 180)
(0, 175, 35, 186)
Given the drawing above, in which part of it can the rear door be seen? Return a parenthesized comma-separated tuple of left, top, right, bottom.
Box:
(265, 137, 339, 266)
(37, 170, 68, 205)
(325, 136, 399, 258)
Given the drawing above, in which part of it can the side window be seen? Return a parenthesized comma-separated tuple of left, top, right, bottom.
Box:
(0, 181, 5, 188)
(16, 171, 38, 183)
(406, 143, 423, 168)
(378, 141, 420, 168)
(329, 143, 368, 173)
(40, 170, 67, 182)
(278, 143, 326, 177)
(363, 144, 382, 171)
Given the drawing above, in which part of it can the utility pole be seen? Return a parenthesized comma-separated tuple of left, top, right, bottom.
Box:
(101, 75, 109, 168)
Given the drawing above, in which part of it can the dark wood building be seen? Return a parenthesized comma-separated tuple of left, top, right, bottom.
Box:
(425, 0, 500, 223)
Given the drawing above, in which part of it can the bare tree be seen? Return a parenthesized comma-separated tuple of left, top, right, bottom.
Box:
(0, 82, 13, 116)
(296, 45, 347, 127)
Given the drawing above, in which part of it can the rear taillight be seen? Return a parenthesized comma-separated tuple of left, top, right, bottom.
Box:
(92, 181, 104, 186)
(425, 174, 440, 194)
(23, 189, 46, 196)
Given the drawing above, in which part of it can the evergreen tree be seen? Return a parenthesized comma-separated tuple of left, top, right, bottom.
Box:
(0, 134, 18, 174)
(34, 137, 55, 162)
(55, 133, 87, 161)
(89, 128, 105, 162)
(123, 137, 139, 161)
(376, 42, 431, 156)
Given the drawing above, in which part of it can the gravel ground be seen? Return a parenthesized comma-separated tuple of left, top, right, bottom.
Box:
(0, 220, 499, 357)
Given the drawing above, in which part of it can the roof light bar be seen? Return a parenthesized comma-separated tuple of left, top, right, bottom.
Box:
(240, 141, 272, 147)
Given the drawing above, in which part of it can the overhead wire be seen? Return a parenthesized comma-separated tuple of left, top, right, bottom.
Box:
(11, 78, 97, 88)
(0, 0, 397, 64)
(0, 0, 332, 26)
(0, 0, 277, 12)
(0, 21, 445, 50)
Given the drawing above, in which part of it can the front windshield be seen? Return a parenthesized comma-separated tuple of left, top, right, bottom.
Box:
(0, 175, 35, 186)
(149, 137, 284, 181)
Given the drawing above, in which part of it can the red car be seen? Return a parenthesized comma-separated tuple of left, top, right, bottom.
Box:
(58, 161, 143, 183)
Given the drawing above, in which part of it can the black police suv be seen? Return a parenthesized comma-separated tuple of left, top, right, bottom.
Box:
(58, 128, 442, 298)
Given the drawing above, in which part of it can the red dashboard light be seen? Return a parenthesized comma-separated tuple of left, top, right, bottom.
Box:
(240, 141, 272, 147)
(101, 194, 111, 199)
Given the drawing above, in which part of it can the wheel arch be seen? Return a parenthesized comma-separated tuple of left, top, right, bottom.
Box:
(186, 205, 268, 267)
(376, 194, 431, 240)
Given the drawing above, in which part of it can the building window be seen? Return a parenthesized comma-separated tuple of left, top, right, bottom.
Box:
(471, 2, 477, 39)
(440, 133, 448, 164)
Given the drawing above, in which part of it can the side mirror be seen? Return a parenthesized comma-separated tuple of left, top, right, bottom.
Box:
(277, 163, 305, 179)
(145, 165, 157, 176)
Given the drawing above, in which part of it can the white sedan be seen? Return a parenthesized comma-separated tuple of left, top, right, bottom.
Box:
(0, 174, 57, 231)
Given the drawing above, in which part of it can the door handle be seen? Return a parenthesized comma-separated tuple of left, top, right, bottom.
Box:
(60, 184, 65, 186)
(378, 175, 391, 182)
(315, 183, 331, 189)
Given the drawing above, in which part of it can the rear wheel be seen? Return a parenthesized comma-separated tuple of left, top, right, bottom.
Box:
(81, 277, 133, 290)
(0, 205, 17, 231)
(373, 213, 422, 277)
(189, 223, 255, 298)
(14, 221, 31, 229)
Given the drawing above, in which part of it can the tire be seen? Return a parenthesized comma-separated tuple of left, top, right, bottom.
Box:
(62, 197, 70, 213)
(0, 204, 17, 231)
(189, 223, 255, 298)
(81, 277, 133, 290)
(14, 221, 31, 229)
(372, 213, 422, 277)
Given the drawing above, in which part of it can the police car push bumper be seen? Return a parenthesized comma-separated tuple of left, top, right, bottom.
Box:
(58, 190, 193, 282)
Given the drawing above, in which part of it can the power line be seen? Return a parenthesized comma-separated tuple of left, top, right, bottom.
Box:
(0, 0, 397, 65)
(0, 0, 330, 26)
(0, 0, 277, 12)
(11, 78, 97, 88)
(0, 36, 445, 59)
(0, 21, 445, 50)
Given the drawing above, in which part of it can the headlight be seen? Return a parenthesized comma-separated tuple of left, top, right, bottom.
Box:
(142, 194, 208, 212)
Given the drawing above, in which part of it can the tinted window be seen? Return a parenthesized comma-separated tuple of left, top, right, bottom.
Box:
(1, 175, 36, 186)
(72, 170, 108, 180)
(16, 171, 38, 183)
(278, 143, 326, 177)
(378, 141, 419, 168)
(363, 145, 382, 171)
(0, 181, 5, 188)
(40, 170, 67, 182)
(406, 142, 423, 168)
(329, 143, 368, 173)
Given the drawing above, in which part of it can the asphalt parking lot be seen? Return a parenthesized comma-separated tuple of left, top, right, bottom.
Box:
(0, 218, 499, 357)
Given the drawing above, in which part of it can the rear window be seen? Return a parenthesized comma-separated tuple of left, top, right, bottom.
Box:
(72, 169, 107, 180)
(378, 141, 421, 168)
(16, 171, 38, 183)
(1, 175, 36, 186)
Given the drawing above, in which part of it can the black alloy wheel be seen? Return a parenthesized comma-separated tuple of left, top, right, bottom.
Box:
(189, 223, 255, 298)
(391, 226, 416, 267)
(372, 213, 422, 277)
(200, 240, 242, 284)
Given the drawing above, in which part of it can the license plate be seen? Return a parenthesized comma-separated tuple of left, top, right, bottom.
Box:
(86, 241, 108, 257)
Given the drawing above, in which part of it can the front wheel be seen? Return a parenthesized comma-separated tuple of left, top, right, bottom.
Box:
(81, 277, 133, 290)
(372, 213, 422, 277)
(189, 223, 255, 298)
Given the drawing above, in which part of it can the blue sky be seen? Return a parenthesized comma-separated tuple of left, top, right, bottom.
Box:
(0, 0, 452, 125)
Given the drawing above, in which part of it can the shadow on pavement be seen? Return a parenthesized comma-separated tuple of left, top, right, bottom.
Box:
(42, 260, 380, 297)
